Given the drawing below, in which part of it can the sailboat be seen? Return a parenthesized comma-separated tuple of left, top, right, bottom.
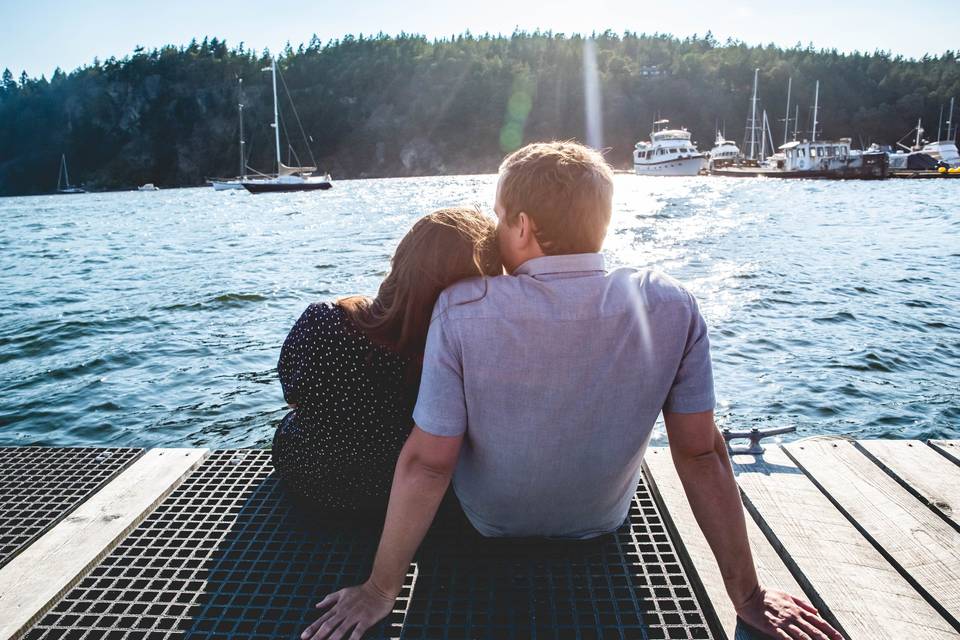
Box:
(56, 154, 85, 194)
(241, 59, 332, 194)
(209, 77, 248, 190)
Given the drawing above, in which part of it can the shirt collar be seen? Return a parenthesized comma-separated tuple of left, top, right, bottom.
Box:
(513, 253, 606, 277)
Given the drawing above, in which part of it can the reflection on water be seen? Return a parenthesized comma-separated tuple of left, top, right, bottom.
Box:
(0, 175, 958, 447)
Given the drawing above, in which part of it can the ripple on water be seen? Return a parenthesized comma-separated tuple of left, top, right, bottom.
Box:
(1, 177, 958, 446)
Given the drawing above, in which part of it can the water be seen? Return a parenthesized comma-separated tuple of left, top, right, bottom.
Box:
(1, 176, 958, 447)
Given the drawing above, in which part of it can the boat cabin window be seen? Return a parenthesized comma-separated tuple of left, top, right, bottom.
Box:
(669, 148, 678, 154)
(637, 151, 646, 159)
(810, 147, 817, 158)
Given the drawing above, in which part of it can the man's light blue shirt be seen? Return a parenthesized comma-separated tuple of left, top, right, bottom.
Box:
(413, 253, 715, 539)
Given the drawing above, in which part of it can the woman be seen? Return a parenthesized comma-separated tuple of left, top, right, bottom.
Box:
(273, 207, 501, 521)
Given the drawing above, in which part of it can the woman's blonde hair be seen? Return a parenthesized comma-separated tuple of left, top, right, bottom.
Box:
(339, 207, 501, 360)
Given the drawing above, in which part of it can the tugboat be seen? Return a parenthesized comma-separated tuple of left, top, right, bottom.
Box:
(633, 120, 707, 176)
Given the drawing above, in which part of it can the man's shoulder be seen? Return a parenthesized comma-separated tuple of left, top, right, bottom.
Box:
(608, 267, 697, 308)
(433, 275, 515, 320)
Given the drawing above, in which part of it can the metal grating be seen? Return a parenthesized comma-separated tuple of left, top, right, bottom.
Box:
(23, 449, 713, 640)
(0, 446, 143, 568)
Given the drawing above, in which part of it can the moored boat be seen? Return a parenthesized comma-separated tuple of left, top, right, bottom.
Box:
(708, 132, 741, 170)
(633, 120, 707, 176)
(241, 58, 333, 194)
(55, 154, 85, 194)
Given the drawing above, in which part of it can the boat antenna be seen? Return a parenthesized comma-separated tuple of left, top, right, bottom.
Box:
(811, 80, 820, 143)
(782, 77, 791, 146)
(793, 104, 799, 140)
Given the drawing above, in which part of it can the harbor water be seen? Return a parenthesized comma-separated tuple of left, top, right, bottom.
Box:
(0, 175, 957, 447)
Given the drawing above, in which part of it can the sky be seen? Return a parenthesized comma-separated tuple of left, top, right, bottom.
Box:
(2, 0, 959, 79)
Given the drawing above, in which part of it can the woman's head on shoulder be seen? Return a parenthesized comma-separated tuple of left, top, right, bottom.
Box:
(340, 207, 502, 359)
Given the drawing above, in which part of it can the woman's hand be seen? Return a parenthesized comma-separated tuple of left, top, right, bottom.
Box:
(736, 586, 843, 639)
(300, 581, 398, 640)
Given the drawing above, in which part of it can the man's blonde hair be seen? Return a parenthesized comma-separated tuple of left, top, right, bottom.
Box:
(498, 141, 614, 255)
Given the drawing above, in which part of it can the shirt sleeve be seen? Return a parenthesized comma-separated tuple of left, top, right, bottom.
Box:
(663, 293, 716, 414)
(412, 302, 468, 436)
(277, 303, 329, 406)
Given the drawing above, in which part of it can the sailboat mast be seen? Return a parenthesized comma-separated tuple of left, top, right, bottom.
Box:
(794, 105, 799, 140)
(238, 78, 245, 180)
(937, 104, 943, 142)
(271, 59, 281, 175)
(783, 77, 792, 146)
(761, 110, 768, 159)
(58, 154, 65, 190)
(949, 96, 956, 141)
(915, 117, 923, 149)
(749, 68, 759, 160)
(811, 80, 820, 143)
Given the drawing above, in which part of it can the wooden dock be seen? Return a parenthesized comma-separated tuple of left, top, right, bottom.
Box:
(0, 438, 957, 639)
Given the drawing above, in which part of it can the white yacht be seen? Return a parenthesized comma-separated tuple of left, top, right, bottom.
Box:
(633, 120, 707, 176)
(708, 132, 741, 169)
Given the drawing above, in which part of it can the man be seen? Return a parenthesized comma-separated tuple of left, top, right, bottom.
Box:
(301, 142, 842, 640)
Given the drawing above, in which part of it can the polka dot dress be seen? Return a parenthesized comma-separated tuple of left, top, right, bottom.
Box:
(272, 302, 417, 518)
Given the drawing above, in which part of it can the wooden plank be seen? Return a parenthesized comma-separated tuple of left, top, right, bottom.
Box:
(0, 448, 209, 640)
(858, 440, 960, 529)
(644, 448, 804, 640)
(786, 439, 960, 628)
(930, 440, 960, 467)
(732, 444, 957, 640)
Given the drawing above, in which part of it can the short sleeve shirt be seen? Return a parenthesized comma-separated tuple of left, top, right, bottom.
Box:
(413, 253, 714, 539)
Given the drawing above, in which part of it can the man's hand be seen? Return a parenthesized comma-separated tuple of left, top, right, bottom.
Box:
(736, 586, 843, 639)
(300, 581, 397, 640)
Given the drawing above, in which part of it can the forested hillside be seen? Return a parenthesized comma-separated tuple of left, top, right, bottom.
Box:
(2, 31, 958, 195)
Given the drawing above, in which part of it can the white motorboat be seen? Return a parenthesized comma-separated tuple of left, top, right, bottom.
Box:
(209, 179, 245, 191)
(633, 120, 707, 176)
(922, 97, 959, 168)
(708, 132, 741, 169)
(138, 183, 159, 191)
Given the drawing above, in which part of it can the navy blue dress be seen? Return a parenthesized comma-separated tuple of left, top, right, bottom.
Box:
(272, 302, 417, 518)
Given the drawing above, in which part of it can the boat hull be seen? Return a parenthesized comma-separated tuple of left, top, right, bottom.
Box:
(242, 181, 332, 194)
(209, 180, 245, 191)
(634, 156, 707, 176)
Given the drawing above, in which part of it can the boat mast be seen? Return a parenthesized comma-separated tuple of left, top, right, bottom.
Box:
(937, 104, 943, 142)
(271, 59, 281, 175)
(58, 154, 66, 190)
(747, 68, 759, 160)
(811, 80, 820, 143)
(949, 96, 956, 142)
(794, 104, 799, 140)
(783, 77, 792, 146)
(238, 78, 246, 180)
(915, 117, 923, 149)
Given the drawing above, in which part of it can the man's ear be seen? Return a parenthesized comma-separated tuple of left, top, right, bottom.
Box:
(517, 212, 538, 246)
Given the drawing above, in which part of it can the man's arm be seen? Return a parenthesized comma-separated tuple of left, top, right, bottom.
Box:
(301, 426, 462, 640)
(663, 410, 843, 640)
